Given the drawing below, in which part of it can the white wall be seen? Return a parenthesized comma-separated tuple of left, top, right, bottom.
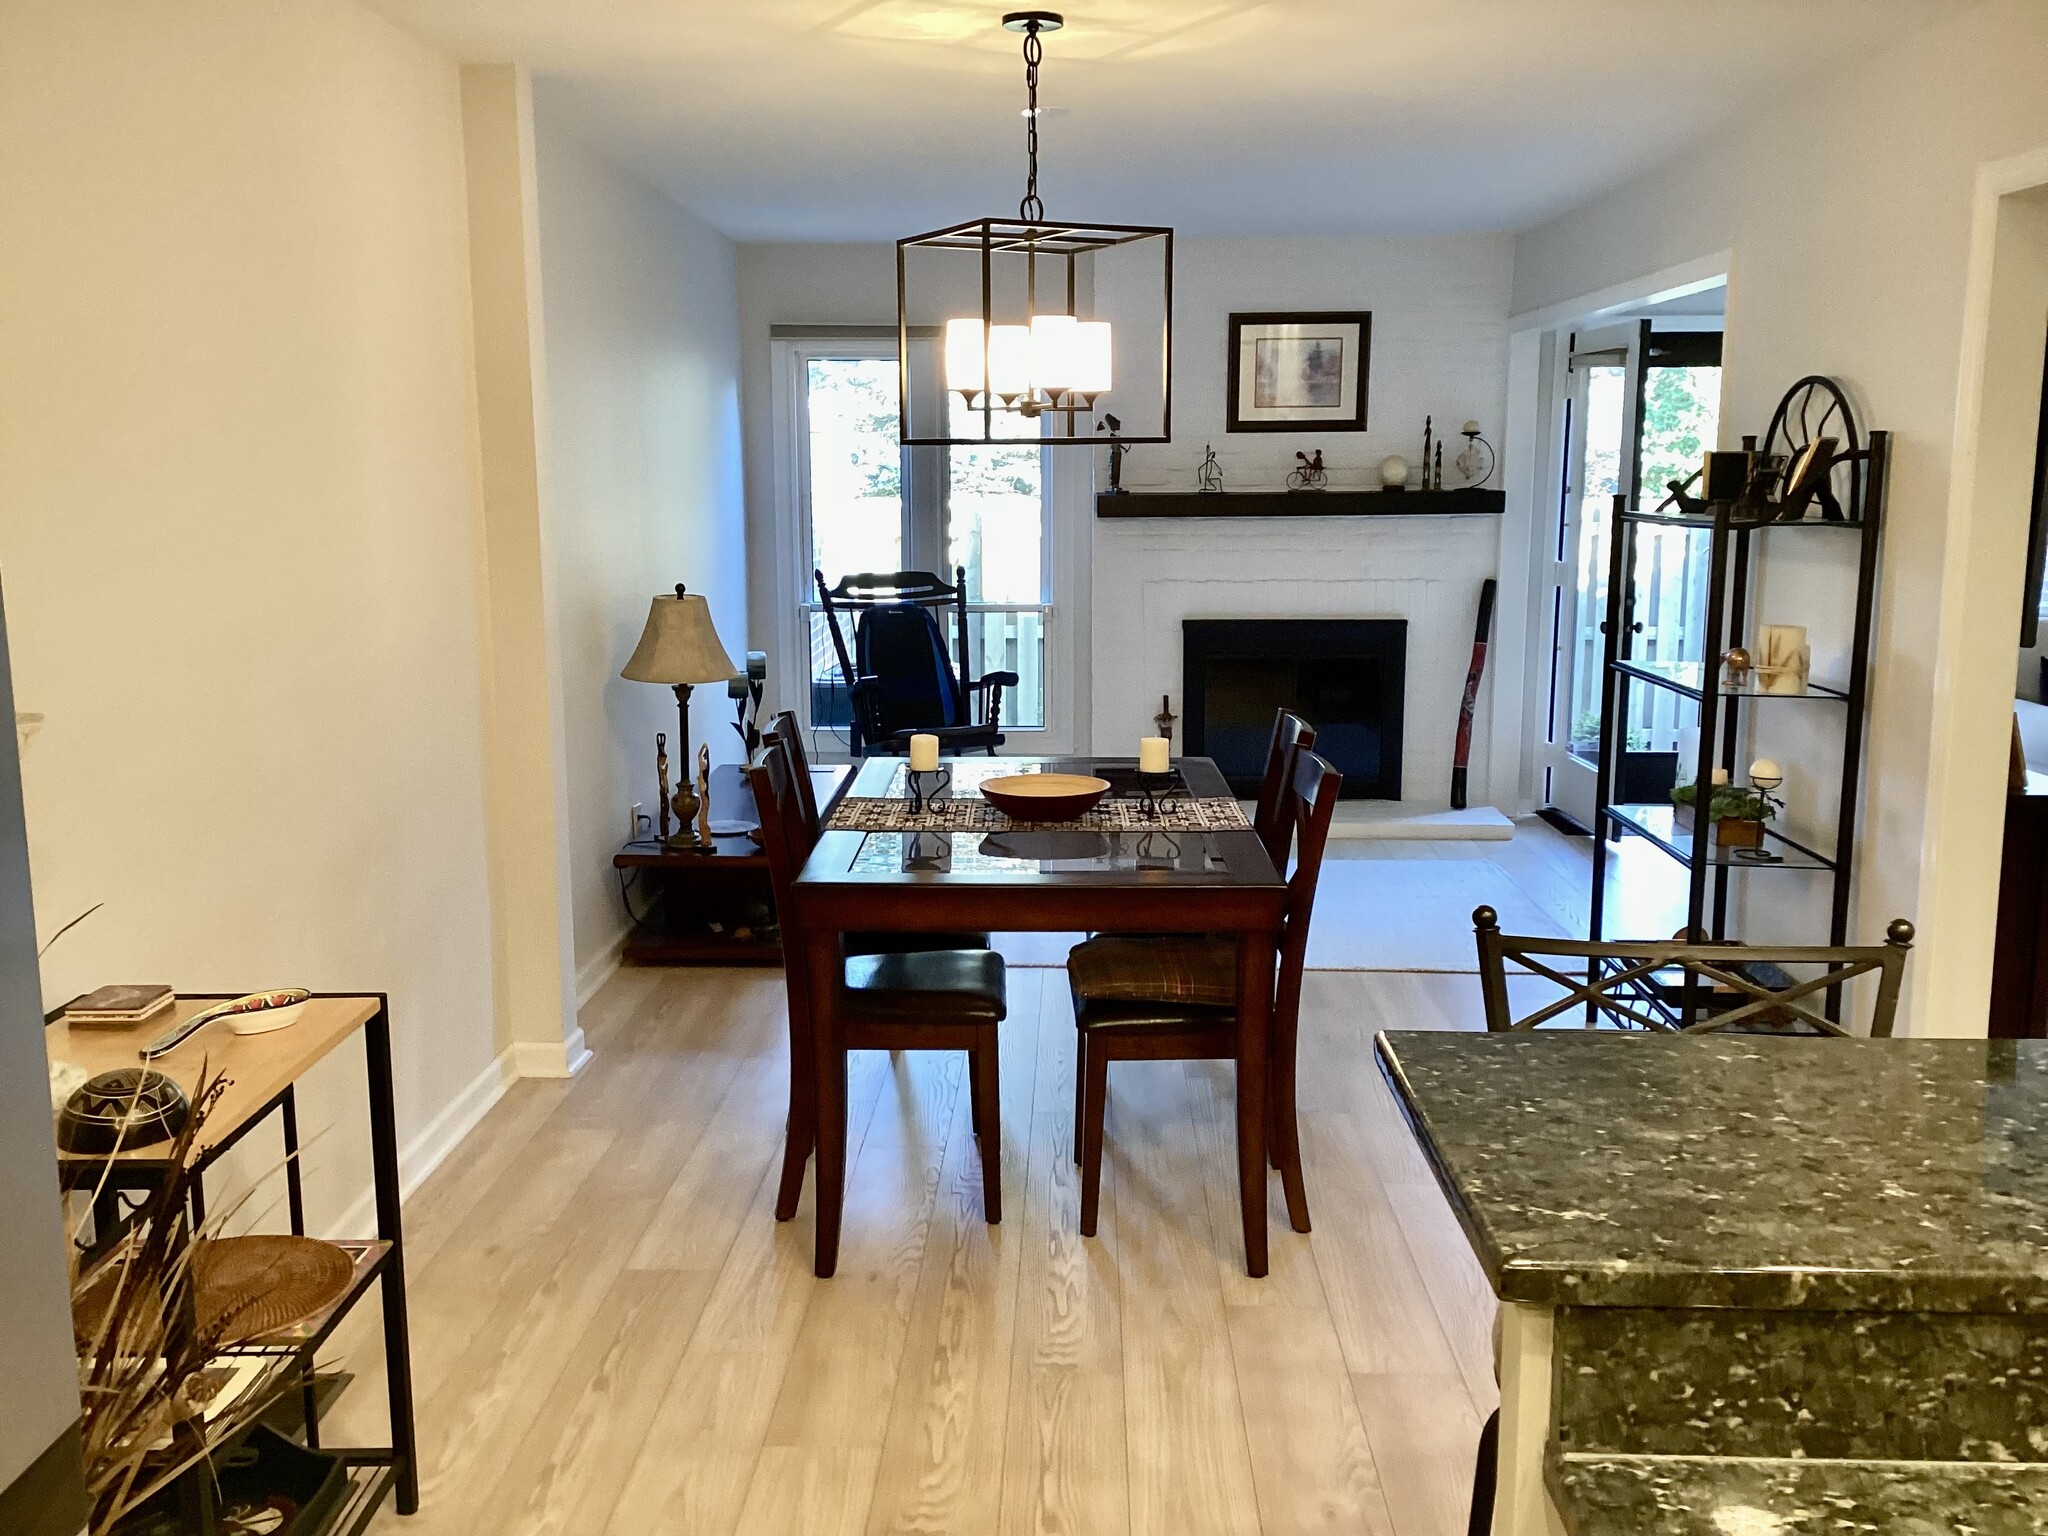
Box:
(534, 99, 747, 990)
(1510, 0, 2048, 1032)
(0, 0, 500, 1227)
(1095, 234, 1514, 801)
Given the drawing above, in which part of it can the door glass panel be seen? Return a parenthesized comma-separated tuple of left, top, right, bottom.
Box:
(1567, 365, 1627, 760)
(807, 357, 904, 579)
(945, 394, 1047, 729)
(804, 357, 905, 729)
(1624, 364, 1721, 753)
(946, 397, 1043, 604)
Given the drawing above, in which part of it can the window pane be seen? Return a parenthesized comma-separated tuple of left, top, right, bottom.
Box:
(950, 609, 1045, 729)
(947, 396, 1042, 603)
(807, 358, 903, 582)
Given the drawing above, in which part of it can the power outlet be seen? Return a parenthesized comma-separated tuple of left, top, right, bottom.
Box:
(630, 802, 645, 841)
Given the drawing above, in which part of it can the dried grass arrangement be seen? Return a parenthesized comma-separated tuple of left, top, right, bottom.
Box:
(72, 1067, 301, 1535)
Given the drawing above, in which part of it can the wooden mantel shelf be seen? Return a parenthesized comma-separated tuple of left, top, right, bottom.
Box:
(1096, 487, 1505, 519)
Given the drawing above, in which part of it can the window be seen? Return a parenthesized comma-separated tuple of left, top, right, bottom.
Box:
(786, 343, 1051, 742)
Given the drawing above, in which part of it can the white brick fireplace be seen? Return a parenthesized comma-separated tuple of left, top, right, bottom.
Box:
(1089, 511, 1511, 812)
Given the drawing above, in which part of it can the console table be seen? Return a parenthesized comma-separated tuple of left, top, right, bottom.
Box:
(47, 992, 418, 1530)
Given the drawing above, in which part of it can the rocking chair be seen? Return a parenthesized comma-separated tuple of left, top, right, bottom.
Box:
(814, 567, 1017, 757)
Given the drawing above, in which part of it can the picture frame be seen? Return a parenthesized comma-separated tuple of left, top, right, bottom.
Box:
(1225, 311, 1370, 433)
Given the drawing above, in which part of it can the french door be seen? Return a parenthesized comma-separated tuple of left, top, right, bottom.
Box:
(1543, 321, 1648, 826)
(775, 336, 1065, 753)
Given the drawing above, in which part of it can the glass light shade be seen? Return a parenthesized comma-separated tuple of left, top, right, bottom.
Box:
(1071, 320, 1112, 395)
(1028, 314, 1079, 390)
(944, 317, 986, 393)
(986, 323, 1032, 397)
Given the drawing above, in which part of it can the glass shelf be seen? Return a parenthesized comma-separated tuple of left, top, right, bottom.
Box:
(1611, 658, 1849, 702)
(1620, 509, 1867, 531)
(1604, 803, 1836, 871)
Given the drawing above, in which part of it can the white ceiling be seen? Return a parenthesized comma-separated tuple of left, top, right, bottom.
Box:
(368, 0, 1970, 241)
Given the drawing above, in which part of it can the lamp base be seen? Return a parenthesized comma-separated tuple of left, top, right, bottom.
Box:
(666, 784, 710, 852)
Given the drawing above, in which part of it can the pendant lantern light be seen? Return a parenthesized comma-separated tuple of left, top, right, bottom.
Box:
(896, 11, 1173, 447)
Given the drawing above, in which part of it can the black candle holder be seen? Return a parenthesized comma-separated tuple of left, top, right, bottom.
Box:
(905, 765, 951, 815)
(1134, 768, 1177, 820)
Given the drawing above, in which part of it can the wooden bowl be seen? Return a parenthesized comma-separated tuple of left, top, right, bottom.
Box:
(980, 773, 1111, 822)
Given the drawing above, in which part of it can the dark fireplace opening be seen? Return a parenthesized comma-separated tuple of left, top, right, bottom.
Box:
(1182, 619, 1405, 799)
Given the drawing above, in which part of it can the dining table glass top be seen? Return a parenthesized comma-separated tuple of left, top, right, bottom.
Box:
(804, 755, 1282, 890)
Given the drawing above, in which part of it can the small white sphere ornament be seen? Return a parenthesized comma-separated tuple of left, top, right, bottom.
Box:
(1378, 454, 1409, 490)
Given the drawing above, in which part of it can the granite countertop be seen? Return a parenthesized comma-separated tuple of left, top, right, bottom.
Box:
(1549, 1452, 2048, 1535)
(1375, 1032, 2048, 1312)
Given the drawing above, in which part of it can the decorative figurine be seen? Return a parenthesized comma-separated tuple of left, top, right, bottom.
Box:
(1379, 454, 1410, 492)
(1422, 416, 1433, 487)
(1197, 444, 1223, 494)
(1098, 413, 1130, 494)
(695, 744, 714, 847)
(1456, 420, 1496, 487)
(1287, 449, 1328, 492)
(1723, 646, 1754, 688)
(655, 731, 673, 844)
(1154, 694, 1176, 745)
(1433, 441, 1444, 491)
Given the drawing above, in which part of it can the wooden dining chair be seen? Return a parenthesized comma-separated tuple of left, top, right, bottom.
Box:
(750, 741, 1008, 1228)
(1252, 708, 1316, 868)
(1065, 749, 1343, 1237)
(761, 719, 990, 958)
(1471, 908, 1916, 1036)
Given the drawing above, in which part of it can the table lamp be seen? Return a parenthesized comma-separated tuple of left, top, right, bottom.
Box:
(622, 584, 738, 848)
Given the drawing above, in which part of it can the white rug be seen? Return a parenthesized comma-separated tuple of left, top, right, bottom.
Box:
(994, 857, 1568, 974)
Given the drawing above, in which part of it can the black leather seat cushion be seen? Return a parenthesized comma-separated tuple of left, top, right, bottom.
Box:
(844, 948, 1007, 1022)
(847, 931, 991, 956)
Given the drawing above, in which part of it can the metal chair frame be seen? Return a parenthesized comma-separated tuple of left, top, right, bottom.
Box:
(1472, 907, 1915, 1038)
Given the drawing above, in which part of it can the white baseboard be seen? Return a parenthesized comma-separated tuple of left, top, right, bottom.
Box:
(324, 1045, 514, 1239)
(507, 1026, 591, 1080)
(576, 926, 629, 1008)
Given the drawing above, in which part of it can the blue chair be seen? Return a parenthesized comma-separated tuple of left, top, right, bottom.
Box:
(814, 567, 1016, 757)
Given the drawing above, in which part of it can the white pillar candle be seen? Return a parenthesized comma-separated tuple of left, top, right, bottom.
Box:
(909, 733, 940, 773)
(1139, 737, 1170, 774)
(1710, 767, 1731, 786)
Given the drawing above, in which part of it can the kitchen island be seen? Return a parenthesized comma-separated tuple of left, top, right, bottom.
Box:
(1375, 1030, 2048, 1535)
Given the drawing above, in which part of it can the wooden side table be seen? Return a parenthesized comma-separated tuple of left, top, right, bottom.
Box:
(615, 762, 846, 967)
(614, 833, 782, 966)
(47, 993, 419, 1525)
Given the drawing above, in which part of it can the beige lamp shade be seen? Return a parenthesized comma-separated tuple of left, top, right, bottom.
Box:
(620, 588, 737, 685)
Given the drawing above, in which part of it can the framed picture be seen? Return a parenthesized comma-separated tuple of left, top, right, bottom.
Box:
(1226, 311, 1370, 433)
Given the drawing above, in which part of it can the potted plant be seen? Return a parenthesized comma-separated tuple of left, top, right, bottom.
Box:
(1670, 780, 1777, 848)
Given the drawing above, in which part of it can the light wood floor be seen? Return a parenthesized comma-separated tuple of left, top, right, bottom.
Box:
(330, 960, 1509, 1536)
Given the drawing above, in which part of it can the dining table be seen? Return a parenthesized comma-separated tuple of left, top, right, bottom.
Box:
(792, 753, 1288, 1278)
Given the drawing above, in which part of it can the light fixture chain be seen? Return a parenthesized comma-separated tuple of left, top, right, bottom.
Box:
(1019, 20, 1044, 223)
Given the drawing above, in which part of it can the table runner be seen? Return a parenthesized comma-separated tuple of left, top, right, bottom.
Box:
(827, 794, 1250, 835)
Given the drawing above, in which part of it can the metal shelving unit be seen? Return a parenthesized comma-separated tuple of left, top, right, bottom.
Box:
(1589, 380, 1888, 1025)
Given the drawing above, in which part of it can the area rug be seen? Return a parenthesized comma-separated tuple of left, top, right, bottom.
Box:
(993, 857, 1569, 974)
